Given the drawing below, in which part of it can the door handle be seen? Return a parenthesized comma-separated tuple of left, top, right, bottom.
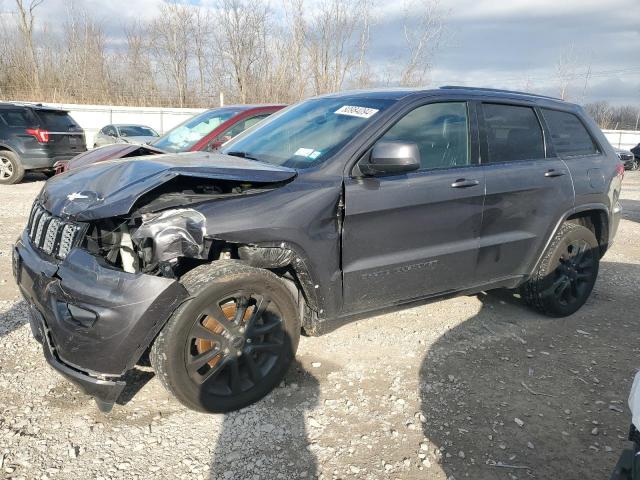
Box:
(451, 178, 480, 188)
(544, 169, 567, 177)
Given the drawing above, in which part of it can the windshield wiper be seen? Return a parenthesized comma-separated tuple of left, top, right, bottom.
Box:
(225, 151, 262, 161)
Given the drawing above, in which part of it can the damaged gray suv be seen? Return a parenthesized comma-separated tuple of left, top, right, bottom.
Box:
(13, 87, 623, 413)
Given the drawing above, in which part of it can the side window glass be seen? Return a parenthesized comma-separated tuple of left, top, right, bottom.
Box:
(541, 108, 599, 157)
(380, 102, 470, 170)
(0, 110, 30, 127)
(244, 114, 270, 130)
(482, 104, 544, 163)
(219, 114, 270, 141)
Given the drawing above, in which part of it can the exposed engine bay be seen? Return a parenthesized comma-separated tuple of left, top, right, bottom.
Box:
(82, 178, 281, 276)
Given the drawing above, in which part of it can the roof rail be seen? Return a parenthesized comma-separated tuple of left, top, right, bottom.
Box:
(439, 85, 562, 101)
(0, 101, 65, 111)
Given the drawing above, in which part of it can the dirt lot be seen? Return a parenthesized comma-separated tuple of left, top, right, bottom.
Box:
(0, 172, 639, 480)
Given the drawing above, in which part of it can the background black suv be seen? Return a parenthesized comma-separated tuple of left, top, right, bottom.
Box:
(0, 103, 86, 184)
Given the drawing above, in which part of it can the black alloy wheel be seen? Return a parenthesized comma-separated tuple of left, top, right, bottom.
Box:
(150, 260, 300, 413)
(185, 292, 286, 396)
(522, 223, 599, 317)
(546, 238, 596, 308)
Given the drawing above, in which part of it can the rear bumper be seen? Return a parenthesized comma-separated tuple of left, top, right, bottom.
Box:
(21, 152, 85, 170)
(13, 231, 188, 409)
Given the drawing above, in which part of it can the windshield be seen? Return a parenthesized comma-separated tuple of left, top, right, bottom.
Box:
(153, 108, 242, 152)
(221, 97, 395, 169)
(118, 125, 158, 137)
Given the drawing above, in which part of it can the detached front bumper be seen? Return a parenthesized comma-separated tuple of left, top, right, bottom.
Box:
(13, 231, 188, 411)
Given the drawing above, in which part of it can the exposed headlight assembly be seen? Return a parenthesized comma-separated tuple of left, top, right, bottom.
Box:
(131, 208, 207, 264)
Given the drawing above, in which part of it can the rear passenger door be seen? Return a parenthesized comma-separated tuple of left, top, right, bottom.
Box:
(477, 102, 574, 282)
(539, 108, 606, 207)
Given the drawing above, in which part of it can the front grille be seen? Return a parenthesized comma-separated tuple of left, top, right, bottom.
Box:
(26, 203, 84, 260)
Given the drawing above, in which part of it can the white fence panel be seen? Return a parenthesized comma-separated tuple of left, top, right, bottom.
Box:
(602, 129, 640, 151)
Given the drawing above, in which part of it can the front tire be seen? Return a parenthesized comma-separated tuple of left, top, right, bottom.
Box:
(150, 260, 300, 413)
(522, 223, 599, 317)
(0, 151, 25, 184)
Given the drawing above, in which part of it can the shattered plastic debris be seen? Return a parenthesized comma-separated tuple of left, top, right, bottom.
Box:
(131, 208, 206, 263)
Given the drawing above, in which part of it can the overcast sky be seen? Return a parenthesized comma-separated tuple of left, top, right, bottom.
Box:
(8, 0, 640, 105)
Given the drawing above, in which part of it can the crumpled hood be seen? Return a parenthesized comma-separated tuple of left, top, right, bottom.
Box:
(120, 136, 158, 145)
(41, 151, 297, 221)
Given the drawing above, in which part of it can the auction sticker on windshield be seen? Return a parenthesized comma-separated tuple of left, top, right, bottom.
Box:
(334, 105, 379, 118)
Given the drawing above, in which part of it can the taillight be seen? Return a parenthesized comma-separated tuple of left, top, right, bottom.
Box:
(616, 162, 625, 179)
(25, 128, 50, 143)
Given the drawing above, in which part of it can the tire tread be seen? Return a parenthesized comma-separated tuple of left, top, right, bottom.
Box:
(522, 222, 597, 316)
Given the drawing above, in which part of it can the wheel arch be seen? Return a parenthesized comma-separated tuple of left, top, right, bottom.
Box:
(233, 242, 321, 312)
(527, 204, 610, 279)
(565, 207, 609, 257)
(188, 239, 323, 335)
(0, 143, 18, 155)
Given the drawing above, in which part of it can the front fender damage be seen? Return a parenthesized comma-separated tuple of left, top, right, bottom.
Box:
(237, 242, 321, 332)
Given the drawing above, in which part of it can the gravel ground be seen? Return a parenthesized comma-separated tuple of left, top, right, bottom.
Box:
(1, 171, 639, 480)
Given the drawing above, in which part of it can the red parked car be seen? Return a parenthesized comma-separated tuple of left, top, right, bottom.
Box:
(55, 104, 285, 174)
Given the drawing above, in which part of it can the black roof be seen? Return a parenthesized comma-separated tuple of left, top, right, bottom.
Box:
(0, 102, 69, 113)
(317, 86, 568, 106)
(438, 85, 562, 101)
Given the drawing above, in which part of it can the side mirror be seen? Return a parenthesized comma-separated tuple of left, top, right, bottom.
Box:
(361, 141, 421, 176)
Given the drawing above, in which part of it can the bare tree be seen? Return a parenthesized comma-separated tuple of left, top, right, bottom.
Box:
(351, 0, 373, 89)
(584, 101, 614, 129)
(306, 0, 364, 95)
(554, 44, 579, 101)
(192, 8, 213, 99)
(13, 0, 44, 92)
(269, 0, 309, 101)
(111, 23, 159, 106)
(399, 0, 445, 87)
(148, 2, 195, 107)
(215, 0, 269, 103)
(0, 0, 458, 108)
(53, 5, 111, 104)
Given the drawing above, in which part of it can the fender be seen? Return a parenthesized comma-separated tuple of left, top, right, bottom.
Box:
(0, 142, 19, 155)
(527, 202, 610, 278)
(235, 241, 321, 314)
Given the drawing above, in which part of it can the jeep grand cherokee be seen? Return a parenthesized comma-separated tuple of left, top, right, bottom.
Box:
(13, 87, 623, 413)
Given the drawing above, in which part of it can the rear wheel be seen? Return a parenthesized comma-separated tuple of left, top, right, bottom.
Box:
(150, 260, 300, 413)
(522, 223, 599, 317)
(0, 151, 25, 185)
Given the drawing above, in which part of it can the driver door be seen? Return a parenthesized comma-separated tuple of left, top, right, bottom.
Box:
(342, 101, 485, 313)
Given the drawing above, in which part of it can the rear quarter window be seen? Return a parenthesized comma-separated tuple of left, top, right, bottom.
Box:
(0, 110, 32, 127)
(541, 108, 599, 157)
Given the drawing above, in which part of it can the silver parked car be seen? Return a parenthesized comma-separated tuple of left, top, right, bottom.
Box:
(93, 124, 159, 148)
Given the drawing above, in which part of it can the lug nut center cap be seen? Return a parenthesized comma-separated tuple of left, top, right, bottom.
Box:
(231, 336, 245, 349)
